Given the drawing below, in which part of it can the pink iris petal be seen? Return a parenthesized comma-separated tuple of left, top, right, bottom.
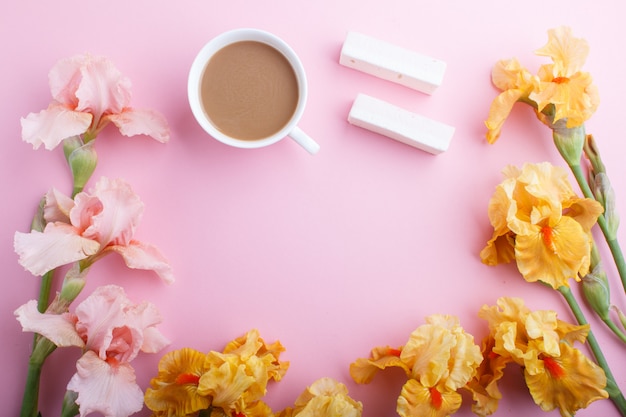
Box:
(67, 351, 143, 417)
(108, 241, 174, 284)
(14, 223, 100, 276)
(128, 302, 170, 353)
(72, 55, 132, 120)
(106, 108, 170, 143)
(73, 177, 144, 247)
(20, 104, 92, 150)
(74, 285, 131, 360)
(69, 193, 104, 234)
(14, 300, 84, 348)
(43, 187, 75, 223)
(141, 326, 172, 354)
(49, 55, 85, 107)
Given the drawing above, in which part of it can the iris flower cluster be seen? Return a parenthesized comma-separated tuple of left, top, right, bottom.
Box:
(482, 26, 626, 416)
(15, 54, 172, 417)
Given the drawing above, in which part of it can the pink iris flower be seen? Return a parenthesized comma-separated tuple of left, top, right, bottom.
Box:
(14, 176, 174, 283)
(15, 285, 170, 417)
(21, 54, 170, 150)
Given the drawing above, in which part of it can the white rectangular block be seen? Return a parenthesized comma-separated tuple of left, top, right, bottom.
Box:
(340, 31, 446, 94)
(348, 94, 454, 154)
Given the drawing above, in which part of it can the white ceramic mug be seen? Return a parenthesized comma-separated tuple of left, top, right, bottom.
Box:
(188, 28, 320, 154)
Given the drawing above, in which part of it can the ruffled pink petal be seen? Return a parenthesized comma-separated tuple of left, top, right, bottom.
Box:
(67, 351, 143, 417)
(73, 55, 132, 120)
(106, 108, 170, 143)
(14, 223, 100, 276)
(14, 300, 84, 347)
(128, 302, 170, 354)
(109, 326, 143, 364)
(20, 104, 92, 150)
(70, 192, 104, 234)
(108, 240, 174, 283)
(74, 285, 130, 359)
(75, 177, 144, 247)
(44, 188, 75, 223)
(48, 55, 83, 107)
(141, 326, 171, 354)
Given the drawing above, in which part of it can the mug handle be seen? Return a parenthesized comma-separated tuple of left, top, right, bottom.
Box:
(289, 126, 320, 154)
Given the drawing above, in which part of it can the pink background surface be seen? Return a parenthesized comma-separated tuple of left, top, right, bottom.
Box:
(2, 1, 625, 416)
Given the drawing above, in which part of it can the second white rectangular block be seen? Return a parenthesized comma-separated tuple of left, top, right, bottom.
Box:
(348, 94, 454, 154)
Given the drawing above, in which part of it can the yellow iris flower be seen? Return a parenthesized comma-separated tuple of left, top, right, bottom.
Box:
(350, 315, 482, 417)
(144, 348, 211, 417)
(277, 378, 363, 417)
(531, 26, 599, 128)
(468, 297, 607, 417)
(481, 162, 603, 288)
(485, 26, 599, 143)
(199, 329, 288, 415)
(144, 329, 288, 417)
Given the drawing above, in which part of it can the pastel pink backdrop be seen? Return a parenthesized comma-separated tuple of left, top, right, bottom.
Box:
(1, 1, 625, 416)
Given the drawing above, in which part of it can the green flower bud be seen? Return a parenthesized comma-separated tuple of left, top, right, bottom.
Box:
(64, 137, 98, 197)
(581, 265, 610, 320)
(593, 173, 620, 239)
(552, 122, 585, 167)
(612, 306, 626, 331)
(61, 390, 80, 417)
(63, 135, 82, 161)
(59, 263, 88, 305)
(583, 134, 606, 176)
(30, 196, 46, 232)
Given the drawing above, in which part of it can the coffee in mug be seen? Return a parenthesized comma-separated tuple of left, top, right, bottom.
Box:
(200, 41, 299, 140)
(188, 29, 319, 154)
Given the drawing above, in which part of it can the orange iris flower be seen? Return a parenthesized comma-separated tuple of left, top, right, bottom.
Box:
(350, 315, 482, 417)
(468, 297, 607, 417)
(485, 26, 599, 143)
(481, 162, 603, 289)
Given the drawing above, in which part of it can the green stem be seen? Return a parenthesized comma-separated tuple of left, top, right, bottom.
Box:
(558, 286, 626, 416)
(569, 163, 626, 291)
(37, 269, 55, 313)
(20, 337, 57, 417)
(602, 317, 626, 344)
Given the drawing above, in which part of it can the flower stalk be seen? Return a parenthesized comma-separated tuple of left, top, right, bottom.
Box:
(558, 286, 626, 416)
(20, 337, 57, 417)
(568, 161, 626, 291)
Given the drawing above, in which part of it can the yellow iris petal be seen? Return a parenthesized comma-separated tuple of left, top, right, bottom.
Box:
(514, 215, 591, 288)
(144, 348, 211, 416)
(485, 58, 537, 143)
(197, 355, 257, 409)
(525, 310, 561, 356)
(349, 346, 408, 384)
(397, 379, 462, 417)
(525, 343, 608, 416)
(284, 378, 362, 417)
(466, 336, 511, 417)
(534, 26, 589, 78)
